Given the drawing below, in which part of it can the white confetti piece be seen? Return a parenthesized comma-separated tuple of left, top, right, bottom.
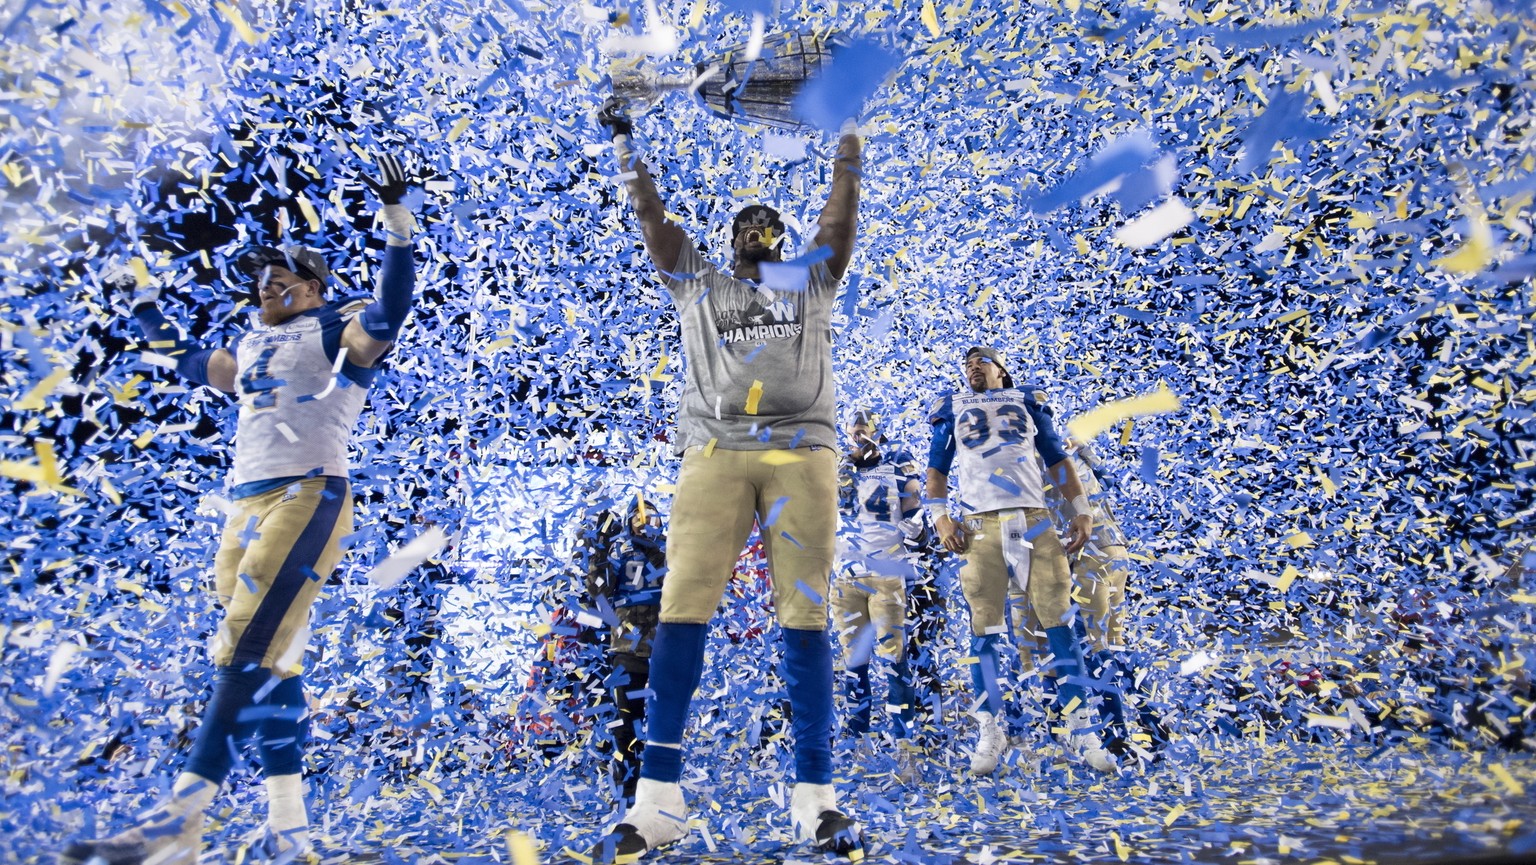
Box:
(1113, 197, 1196, 248)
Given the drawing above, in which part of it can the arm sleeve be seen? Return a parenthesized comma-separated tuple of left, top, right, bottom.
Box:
(132, 304, 219, 388)
(1028, 400, 1070, 468)
(359, 244, 416, 341)
(896, 453, 923, 520)
(926, 395, 958, 474)
(927, 417, 957, 474)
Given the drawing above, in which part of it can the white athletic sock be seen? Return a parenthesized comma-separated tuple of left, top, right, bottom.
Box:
(266, 774, 308, 834)
(170, 772, 218, 815)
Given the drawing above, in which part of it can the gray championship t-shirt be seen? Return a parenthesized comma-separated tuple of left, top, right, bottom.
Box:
(663, 244, 839, 452)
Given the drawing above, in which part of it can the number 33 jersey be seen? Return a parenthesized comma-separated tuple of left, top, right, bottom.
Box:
(230, 299, 379, 487)
(929, 388, 1068, 514)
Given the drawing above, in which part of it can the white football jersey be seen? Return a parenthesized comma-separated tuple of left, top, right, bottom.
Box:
(842, 456, 914, 554)
(230, 300, 375, 488)
(931, 388, 1066, 514)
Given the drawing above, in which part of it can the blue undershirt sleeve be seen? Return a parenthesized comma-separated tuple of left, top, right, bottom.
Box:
(1028, 401, 1070, 469)
(927, 417, 957, 474)
(359, 244, 416, 341)
(132, 304, 218, 388)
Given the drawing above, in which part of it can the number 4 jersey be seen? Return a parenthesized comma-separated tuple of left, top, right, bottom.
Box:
(928, 387, 1069, 514)
(230, 298, 379, 490)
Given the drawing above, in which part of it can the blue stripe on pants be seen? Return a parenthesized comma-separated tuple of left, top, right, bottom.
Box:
(232, 477, 347, 668)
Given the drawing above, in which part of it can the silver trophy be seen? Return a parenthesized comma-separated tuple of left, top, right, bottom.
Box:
(611, 31, 835, 131)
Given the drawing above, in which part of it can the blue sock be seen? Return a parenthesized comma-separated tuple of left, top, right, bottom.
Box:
(844, 662, 872, 736)
(782, 627, 834, 785)
(186, 664, 275, 784)
(968, 634, 1003, 716)
(1089, 652, 1129, 732)
(256, 674, 309, 776)
(887, 658, 915, 739)
(638, 622, 707, 783)
(1044, 625, 1088, 713)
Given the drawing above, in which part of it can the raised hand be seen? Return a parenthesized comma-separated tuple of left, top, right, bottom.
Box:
(362, 153, 411, 206)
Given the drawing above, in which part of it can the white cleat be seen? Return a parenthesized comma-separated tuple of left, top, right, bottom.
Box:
(790, 782, 862, 856)
(969, 711, 1009, 776)
(1065, 708, 1121, 774)
(589, 779, 688, 863)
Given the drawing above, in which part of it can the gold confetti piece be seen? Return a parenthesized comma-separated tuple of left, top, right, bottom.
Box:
(1488, 763, 1525, 796)
(129, 257, 152, 286)
(506, 830, 540, 865)
(417, 776, 444, 801)
(448, 116, 472, 142)
(100, 476, 122, 506)
(297, 195, 321, 232)
(1434, 192, 1496, 274)
(1285, 532, 1314, 548)
(1276, 565, 1300, 591)
(1164, 803, 1185, 827)
(744, 380, 764, 415)
(702, 439, 717, 458)
(920, 0, 941, 36)
(214, 2, 262, 44)
(0, 440, 82, 495)
(1067, 384, 1181, 442)
(14, 367, 70, 411)
(758, 450, 805, 465)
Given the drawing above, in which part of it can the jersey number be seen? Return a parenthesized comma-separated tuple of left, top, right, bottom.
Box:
(624, 559, 647, 590)
(861, 484, 894, 523)
(239, 347, 282, 409)
(957, 405, 1032, 449)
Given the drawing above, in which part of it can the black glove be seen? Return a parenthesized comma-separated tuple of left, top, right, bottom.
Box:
(362, 153, 410, 206)
(597, 96, 634, 140)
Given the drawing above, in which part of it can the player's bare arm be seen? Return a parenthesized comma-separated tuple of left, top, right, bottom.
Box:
(1047, 457, 1093, 554)
(926, 467, 967, 554)
(813, 125, 862, 281)
(599, 98, 686, 276)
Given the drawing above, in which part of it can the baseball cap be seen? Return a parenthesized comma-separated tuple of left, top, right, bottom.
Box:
(965, 346, 1014, 388)
(238, 245, 330, 286)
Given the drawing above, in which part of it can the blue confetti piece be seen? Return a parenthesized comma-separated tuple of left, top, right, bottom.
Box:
(1139, 446, 1159, 484)
(793, 578, 822, 604)
(1236, 87, 1332, 173)
(792, 37, 902, 132)
(1029, 128, 1160, 213)
(986, 473, 1022, 496)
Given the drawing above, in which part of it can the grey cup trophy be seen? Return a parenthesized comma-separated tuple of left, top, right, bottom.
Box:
(611, 31, 836, 131)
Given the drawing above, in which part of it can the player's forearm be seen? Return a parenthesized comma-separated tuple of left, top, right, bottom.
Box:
(360, 244, 416, 341)
(621, 156, 668, 231)
(132, 304, 222, 388)
(1049, 459, 1091, 517)
(924, 468, 949, 504)
(815, 132, 862, 278)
